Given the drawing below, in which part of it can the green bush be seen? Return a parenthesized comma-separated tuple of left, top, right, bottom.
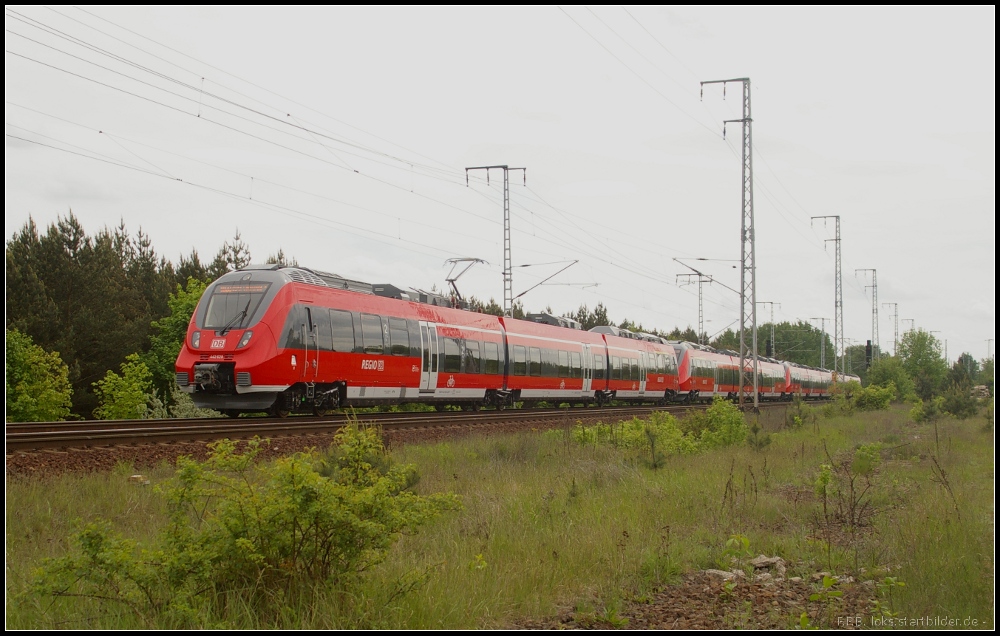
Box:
(867, 357, 916, 402)
(31, 425, 460, 626)
(853, 383, 895, 411)
(941, 383, 979, 420)
(910, 397, 945, 423)
(568, 398, 746, 457)
(785, 394, 815, 429)
(570, 412, 697, 455)
(92, 354, 153, 420)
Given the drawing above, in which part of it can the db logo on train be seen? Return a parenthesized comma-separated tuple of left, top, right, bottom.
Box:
(211, 338, 226, 349)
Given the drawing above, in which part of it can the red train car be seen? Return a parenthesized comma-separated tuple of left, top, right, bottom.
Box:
(592, 328, 680, 404)
(175, 264, 841, 415)
(499, 317, 607, 406)
(673, 343, 793, 402)
(671, 342, 740, 402)
(176, 265, 507, 415)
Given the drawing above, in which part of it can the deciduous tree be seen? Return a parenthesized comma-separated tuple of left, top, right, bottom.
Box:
(897, 329, 947, 400)
(5, 328, 73, 422)
(92, 354, 154, 420)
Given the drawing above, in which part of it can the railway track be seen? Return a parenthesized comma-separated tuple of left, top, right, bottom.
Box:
(6, 403, 789, 453)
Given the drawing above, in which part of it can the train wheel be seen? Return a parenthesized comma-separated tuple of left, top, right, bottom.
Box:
(314, 404, 334, 417)
(271, 401, 290, 418)
(223, 409, 240, 419)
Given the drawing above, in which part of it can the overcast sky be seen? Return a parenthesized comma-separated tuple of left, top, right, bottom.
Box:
(5, 6, 995, 362)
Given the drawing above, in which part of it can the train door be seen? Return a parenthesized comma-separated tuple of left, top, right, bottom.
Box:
(418, 321, 439, 393)
(582, 344, 592, 395)
(639, 351, 648, 396)
(304, 307, 319, 382)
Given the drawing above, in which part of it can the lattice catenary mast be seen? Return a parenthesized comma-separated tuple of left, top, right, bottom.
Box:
(465, 166, 526, 317)
(758, 301, 779, 357)
(882, 302, 898, 356)
(811, 317, 830, 370)
(856, 268, 879, 362)
(702, 77, 758, 411)
(811, 216, 843, 376)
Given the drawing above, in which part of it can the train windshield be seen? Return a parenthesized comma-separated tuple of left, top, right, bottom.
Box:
(202, 282, 272, 331)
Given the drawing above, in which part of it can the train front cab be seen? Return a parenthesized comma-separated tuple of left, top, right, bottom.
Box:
(176, 270, 289, 415)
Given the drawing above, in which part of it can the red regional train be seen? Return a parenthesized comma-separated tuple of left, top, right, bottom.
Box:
(175, 265, 856, 416)
(669, 341, 859, 403)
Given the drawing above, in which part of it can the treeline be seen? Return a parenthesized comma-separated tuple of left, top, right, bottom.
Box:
(5, 213, 289, 420)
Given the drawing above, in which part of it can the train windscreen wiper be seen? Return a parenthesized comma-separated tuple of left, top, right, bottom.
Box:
(219, 299, 252, 335)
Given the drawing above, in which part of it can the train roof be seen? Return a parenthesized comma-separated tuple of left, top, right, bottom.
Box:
(526, 313, 582, 330)
(590, 325, 639, 340)
(236, 264, 464, 309)
(233, 267, 840, 373)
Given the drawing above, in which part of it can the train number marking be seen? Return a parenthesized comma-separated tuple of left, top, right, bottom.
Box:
(361, 359, 385, 371)
(211, 338, 226, 349)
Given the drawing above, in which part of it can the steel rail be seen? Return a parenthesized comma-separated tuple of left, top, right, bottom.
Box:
(6, 403, 786, 453)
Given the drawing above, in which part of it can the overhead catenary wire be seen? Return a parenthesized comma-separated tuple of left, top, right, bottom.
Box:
(8, 8, 470, 184)
(3, 24, 476, 190)
(3, 47, 502, 228)
(68, 5, 464, 176)
(9, 7, 741, 297)
(5, 7, 877, 342)
(5, 130, 480, 265)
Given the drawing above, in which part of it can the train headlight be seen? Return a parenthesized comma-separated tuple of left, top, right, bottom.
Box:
(237, 330, 253, 349)
(191, 331, 201, 349)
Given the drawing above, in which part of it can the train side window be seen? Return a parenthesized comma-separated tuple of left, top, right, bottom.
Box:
(464, 340, 481, 374)
(541, 348, 558, 377)
(388, 318, 410, 356)
(444, 338, 462, 373)
(594, 354, 606, 380)
(406, 319, 420, 357)
(569, 351, 582, 378)
(557, 350, 569, 377)
(351, 313, 364, 353)
(430, 329, 438, 372)
(420, 325, 430, 370)
(484, 342, 500, 375)
(280, 305, 308, 349)
(512, 345, 527, 376)
(308, 308, 333, 351)
(330, 309, 355, 352)
(528, 347, 541, 377)
(360, 313, 384, 355)
(610, 356, 620, 380)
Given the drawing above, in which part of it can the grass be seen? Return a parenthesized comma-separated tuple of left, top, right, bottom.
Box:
(5, 403, 994, 629)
